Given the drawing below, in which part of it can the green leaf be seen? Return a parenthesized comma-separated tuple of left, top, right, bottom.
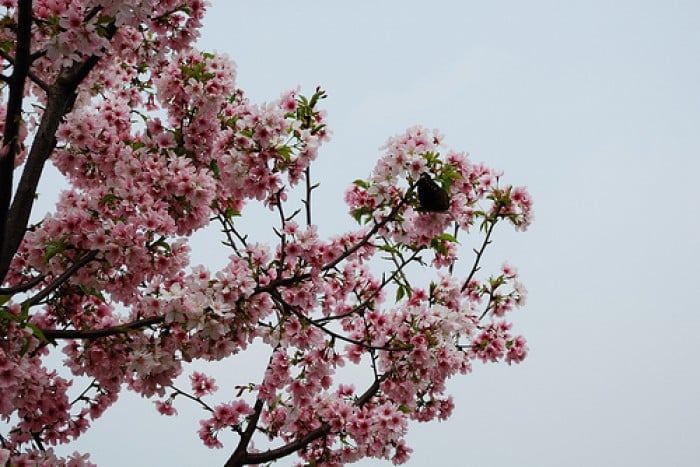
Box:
(78, 285, 106, 303)
(277, 145, 293, 161)
(25, 322, 50, 344)
(352, 179, 369, 189)
(377, 244, 396, 254)
(395, 285, 405, 302)
(351, 206, 373, 224)
(224, 206, 241, 219)
(430, 237, 449, 256)
(210, 159, 220, 178)
(0, 307, 21, 324)
(435, 233, 458, 243)
(310, 124, 326, 135)
(20, 300, 30, 321)
(99, 193, 119, 206)
(43, 239, 65, 263)
(129, 140, 146, 150)
(429, 281, 437, 295)
(150, 236, 172, 254)
(0, 294, 11, 306)
(422, 151, 441, 166)
(309, 92, 320, 108)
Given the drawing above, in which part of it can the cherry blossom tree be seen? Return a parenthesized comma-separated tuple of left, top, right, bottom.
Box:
(0, 1, 533, 465)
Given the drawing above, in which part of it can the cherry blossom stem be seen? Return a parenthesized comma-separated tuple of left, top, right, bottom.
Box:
(218, 214, 248, 252)
(168, 384, 215, 413)
(448, 221, 459, 275)
(303, 166, 314, 226)
(460, 213, 499, 293)
(379, 236, 414, 296)
(225, 398, 264, 467)
(70, 380, 97, 406)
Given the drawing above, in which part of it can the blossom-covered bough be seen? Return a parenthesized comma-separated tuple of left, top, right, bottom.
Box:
(0, 1, 533, 466)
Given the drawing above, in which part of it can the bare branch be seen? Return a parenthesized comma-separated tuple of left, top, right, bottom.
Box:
(460, 211, 500, 293)
(303, 166, 314, 226)
(168, 384, 216, 413)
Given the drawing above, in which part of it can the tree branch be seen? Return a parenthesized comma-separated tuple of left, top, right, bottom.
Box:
(0, 48, 50, 92)
(0, 21, 116, 283)
(315, 248, 420, 325)
(226, 377, 383, 466)
(0, 274, 45, 295)
(41, 315, 164, 341)
(303, 166, 314, 226)
(0, 0, 33, 283)
(254, 182, 417, 297)
(22, 250, 98, 307)
(460, 212, 500, 293)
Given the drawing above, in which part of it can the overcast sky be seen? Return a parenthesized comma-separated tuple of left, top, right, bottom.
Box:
(52, 2, 700, 466)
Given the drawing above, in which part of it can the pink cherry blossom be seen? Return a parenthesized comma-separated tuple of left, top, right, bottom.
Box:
(0, 2, 532, 465)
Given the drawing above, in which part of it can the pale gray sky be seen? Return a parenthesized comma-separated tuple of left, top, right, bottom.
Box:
(53, 1, 700, 466)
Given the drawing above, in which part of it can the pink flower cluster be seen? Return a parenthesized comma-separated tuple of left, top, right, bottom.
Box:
(346, 126, 533, 261)
(0, 447, 95, 467)
(0, 2, 532, 465)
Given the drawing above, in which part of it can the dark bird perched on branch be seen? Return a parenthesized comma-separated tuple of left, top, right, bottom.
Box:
(417, 172, 450, 212)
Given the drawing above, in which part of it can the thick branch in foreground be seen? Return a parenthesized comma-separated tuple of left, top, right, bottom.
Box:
(0, 0, 33, 278)
(0, 22, 116, 284)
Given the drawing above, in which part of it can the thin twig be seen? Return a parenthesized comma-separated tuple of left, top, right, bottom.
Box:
(303, 166, 313, 226)
(268, 288, 408, 352)
(254, 181, 418, 297)
(315, 249, 420, 325)
(168, 384, 216, 413)
(378, 235, 413, 296)
(448, 221, 459, 275)
(460, 213, 499, 293)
